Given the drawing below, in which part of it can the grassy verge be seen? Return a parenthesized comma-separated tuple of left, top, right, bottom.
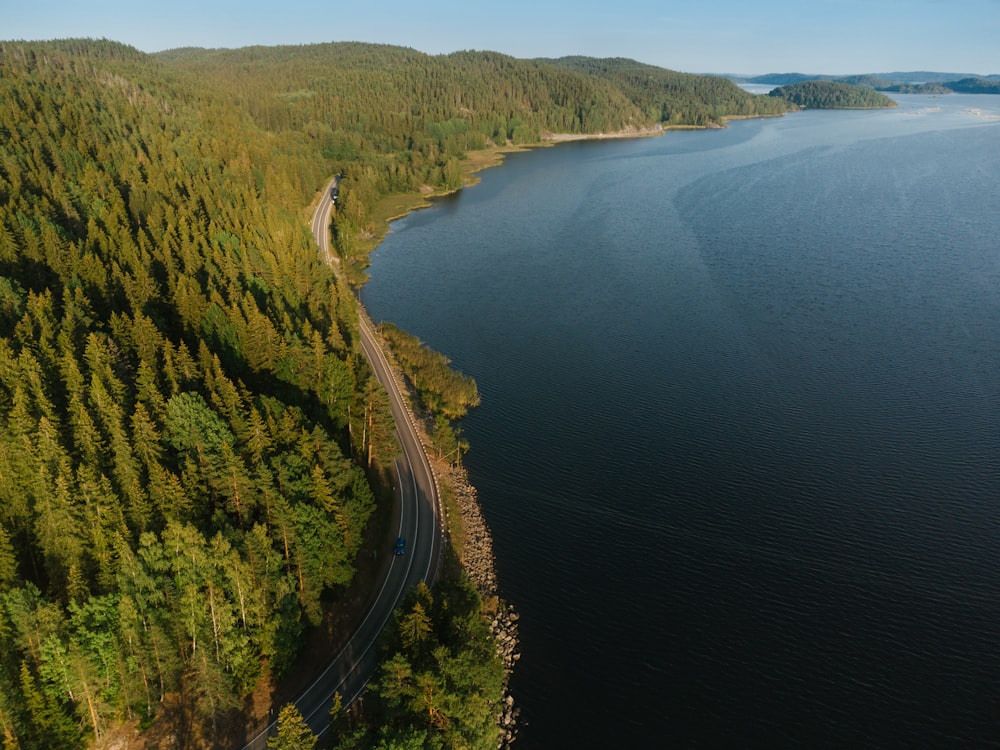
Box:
(438, 476, 466, 561)
(350, 144, 530, 260)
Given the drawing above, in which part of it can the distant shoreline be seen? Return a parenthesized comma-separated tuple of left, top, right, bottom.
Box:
(540, 114, 789, 141)
(542, 124, 665, 141)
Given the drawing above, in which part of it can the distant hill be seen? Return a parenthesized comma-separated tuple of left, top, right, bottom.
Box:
(742, 71, 996, 84)
(769, 81, 897, 109)
(735, 71, 1000, 95)
(878, 82, 952, 94)
(944, 77, 1000, 94)
(743, 73, 828, 85)
(835, 75, 897, 88)
(874, 71, 999, 84)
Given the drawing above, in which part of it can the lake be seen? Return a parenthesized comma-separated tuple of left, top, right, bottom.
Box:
(361, 95, 1000, 747)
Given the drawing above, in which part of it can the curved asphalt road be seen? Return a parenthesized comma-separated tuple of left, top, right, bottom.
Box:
(242, 178, 443, 748)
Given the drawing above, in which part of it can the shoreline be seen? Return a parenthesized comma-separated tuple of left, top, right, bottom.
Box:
(363, 113, 786, 245)
(353, 119, 719, 742)
(352, 115, 768, 743)
(361, 316, 521, 747)
(541, 124, 665, 141)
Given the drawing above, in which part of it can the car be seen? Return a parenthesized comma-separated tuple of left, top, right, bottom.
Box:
(394, 537, 406, 556)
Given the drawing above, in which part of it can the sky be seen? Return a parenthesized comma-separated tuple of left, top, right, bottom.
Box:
(2, 0, 998, 75)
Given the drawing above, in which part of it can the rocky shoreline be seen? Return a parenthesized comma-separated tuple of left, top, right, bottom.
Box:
(436, 464, 521, 748)
(370, 318, 521, 746)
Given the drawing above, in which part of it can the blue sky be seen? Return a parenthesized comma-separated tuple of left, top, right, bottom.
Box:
(3, 0, 998, 75)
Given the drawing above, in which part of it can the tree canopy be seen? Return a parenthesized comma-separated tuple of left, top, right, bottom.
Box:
(541, 56, 789, 125)
(0, 38, 385, 747)
(333, 578, 504, 750)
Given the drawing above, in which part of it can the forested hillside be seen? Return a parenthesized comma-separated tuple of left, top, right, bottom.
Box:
(0, 38, 790, 748)
(156, 43, 652, 142)
(0, 39, 390, 747)
(156, 45, 791, 279)
(541, 56, 789, 125)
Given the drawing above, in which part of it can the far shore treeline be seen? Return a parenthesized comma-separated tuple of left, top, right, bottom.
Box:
(768, 81, 897, 109)
(740, 71, 1000, 92)
(0, 37, 893, 749)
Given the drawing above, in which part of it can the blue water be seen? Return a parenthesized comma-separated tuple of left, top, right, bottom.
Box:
(362, 95, 1000, 748)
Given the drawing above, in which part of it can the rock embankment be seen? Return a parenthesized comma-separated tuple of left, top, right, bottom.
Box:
(439, 465, 521, 747)
(490, 604, 521, 747)
(373, 320, 520, 746)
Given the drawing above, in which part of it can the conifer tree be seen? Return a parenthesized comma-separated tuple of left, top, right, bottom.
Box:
(268, 703, 317, 750)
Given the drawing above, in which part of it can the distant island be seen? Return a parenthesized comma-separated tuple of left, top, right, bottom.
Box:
(735, 71, 1000, 95)
(769, 81, 897, 109)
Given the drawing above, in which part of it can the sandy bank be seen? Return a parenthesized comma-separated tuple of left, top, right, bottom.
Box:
(542, 124, 664, 141)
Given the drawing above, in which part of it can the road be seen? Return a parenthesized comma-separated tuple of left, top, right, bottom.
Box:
(242, 177, 443, 748)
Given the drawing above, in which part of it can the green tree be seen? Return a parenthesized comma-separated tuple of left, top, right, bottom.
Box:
(18, 662, 81, 749)
(398, 602, 433, 660)
(268, 703, 317, 750)
(164, 391, 236, 457)
(0, 525, 18, 588)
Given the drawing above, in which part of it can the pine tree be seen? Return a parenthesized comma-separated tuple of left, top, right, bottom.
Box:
(268, 703, 317, 750)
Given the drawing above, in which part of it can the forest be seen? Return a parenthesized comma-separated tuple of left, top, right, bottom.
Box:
(769, 81, 897, 109)
(0, 38, 791, 748)
(541, 56, 789, 126)
(0, 38, 387, 748)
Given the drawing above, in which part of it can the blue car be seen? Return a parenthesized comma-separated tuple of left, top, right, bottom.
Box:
(394, 537, 406, 556)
